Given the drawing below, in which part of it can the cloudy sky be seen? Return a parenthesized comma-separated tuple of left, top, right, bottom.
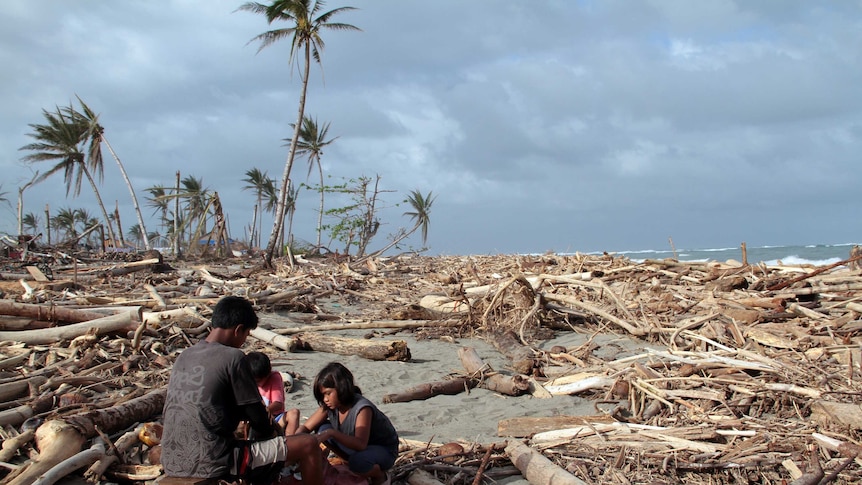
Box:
(1, 1, 860, 256)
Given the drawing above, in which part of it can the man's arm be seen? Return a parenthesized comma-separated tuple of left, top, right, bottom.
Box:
(240, 401, 277, 439)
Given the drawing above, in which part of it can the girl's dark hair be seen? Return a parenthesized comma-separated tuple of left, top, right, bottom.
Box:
(313, 362, 361, 407)
(245, 351, 272, 380)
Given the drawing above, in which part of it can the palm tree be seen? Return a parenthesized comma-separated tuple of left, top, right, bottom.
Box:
(127, 224, 145, 248)
(22, 212, 40, 235)
(180, 175, 210, 243)
(0, 185, 8, 206)
(145, 186, 171, 233)
(287, 115, 336, 251)
(238, 0, 359, 267)
(242, 168, 274, 249)
(52, 207, 79, 241)
(69, 96, 151, 249)
(19, 106, 119, 246)
(359, 190, 435, 261)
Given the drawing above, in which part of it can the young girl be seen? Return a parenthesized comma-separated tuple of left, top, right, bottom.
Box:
(246, 351, 300, 435)
(297, 362, 399, 485)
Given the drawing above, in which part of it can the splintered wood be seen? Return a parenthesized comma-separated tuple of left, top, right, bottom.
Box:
(0, 250, 861, 484)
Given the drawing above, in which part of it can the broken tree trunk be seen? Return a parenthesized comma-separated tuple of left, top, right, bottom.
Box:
(0, 311, 137, 345)
(382, 377, 478, 403)
(2, 388, 165, 485)
(458, 347, 529, 396)
(505, 440, 587, 485)
(0, 301, 122, 325)
(294, 333, 412, 362)
(488, 330, 535, 376)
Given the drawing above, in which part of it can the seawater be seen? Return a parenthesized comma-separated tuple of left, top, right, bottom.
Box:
(606, 243, 859, 266)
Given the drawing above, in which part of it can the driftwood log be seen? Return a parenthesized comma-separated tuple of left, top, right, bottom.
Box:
(294, 333, 411, 362)
(457, 347, 529, 396)
(505, 440, 587, 485)
(382, 377, 478, 404)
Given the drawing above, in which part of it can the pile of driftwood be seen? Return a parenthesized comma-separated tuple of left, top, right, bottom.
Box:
(0, 249, 861, 485)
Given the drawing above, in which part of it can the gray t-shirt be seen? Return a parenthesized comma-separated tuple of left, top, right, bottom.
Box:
(326, 395, 399, 455)
(161, 340, 262, 478)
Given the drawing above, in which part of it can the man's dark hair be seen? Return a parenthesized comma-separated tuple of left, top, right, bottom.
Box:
(313, 361, 361, 407)
(246, 351, 272, 380)
(211, 296, 258, 330)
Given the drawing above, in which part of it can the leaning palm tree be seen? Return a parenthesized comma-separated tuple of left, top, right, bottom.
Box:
(287, 115, 336, 252)
(22, 212, 40, 235)
(19, 107, 119, 246)
(68, 96, 151, 249)
(358, 190, 435, 261)
(242, 168, 274, 249)
(145, 186, 171, 233)
(52, 207, 79, 242)
(238, 0, 360, 267)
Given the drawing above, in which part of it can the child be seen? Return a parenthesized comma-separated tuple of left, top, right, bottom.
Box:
(246, 351, 300, 436)
(297, 362, 399, 485)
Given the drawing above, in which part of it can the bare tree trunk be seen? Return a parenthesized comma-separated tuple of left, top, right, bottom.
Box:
(103, 137, 150, 250)
(82, 167, 118, 248)
(265, 43, 312, 267)
(382, 377, 477, 403)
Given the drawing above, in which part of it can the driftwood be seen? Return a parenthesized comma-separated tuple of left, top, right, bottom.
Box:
(382, 377, 478, 404)
(497, 415, 617, 438)
(505, 440, 587, 485)
(457, 347, 529, 396)
(2, 389, 165, 485)
(0, 301, 118, 324)
(0, 311, 137, 345)
(294, 333, 412, 362)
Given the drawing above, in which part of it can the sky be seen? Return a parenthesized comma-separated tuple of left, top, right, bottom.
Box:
(1, 1, 861, 257)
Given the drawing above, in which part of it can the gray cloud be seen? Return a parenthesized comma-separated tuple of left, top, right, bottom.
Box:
(2, 0, 860, 256)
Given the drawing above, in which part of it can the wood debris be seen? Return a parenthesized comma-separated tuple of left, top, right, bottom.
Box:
(0, 249, 861, 484)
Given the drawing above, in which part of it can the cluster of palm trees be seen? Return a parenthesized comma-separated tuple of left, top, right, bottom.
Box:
(239, 0, 435, 267)
(13, 0, 435, 264)
(18, 96, 150, 251)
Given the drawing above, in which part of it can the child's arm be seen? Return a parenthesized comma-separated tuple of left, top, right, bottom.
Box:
(267, 372, 286, 417)
(296, 405, 328, 434)
(316, 406, 373, 452)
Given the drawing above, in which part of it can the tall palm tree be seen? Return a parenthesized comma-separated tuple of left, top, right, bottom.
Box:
(242, 168, 274, 249)
(69, 96, 151, 249)
(359, 190, 435, 261)
(19, 107, 119, 246)
(238, 0, 359, 267)
(287, 115, 336, 251)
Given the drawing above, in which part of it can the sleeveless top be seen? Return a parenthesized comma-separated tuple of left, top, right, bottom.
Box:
(326, 395, 399, 455)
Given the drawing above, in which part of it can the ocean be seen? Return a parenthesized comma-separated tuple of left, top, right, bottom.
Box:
(605, 242, 859, 267)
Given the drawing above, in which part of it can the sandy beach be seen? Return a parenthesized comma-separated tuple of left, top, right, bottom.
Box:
(260, 320, 650, 445)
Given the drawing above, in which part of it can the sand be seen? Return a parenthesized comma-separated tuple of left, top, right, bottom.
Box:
(262, 324, 652, 445)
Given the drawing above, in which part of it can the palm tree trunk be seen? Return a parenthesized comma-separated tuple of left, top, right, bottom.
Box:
(103, 138, 150, 249)
(316, 162, 324, 250)
(250, 203, 258, 249)
(264, 43, 312, 267)
(83, 168, 118, 248)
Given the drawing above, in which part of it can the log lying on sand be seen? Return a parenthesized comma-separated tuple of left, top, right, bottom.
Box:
(458, 347, 529, 396)
(382, 377, 478, 404)
(505, 440, 587, 485)
(498, 415, 617, 438)
(294, 333, 412, 362)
